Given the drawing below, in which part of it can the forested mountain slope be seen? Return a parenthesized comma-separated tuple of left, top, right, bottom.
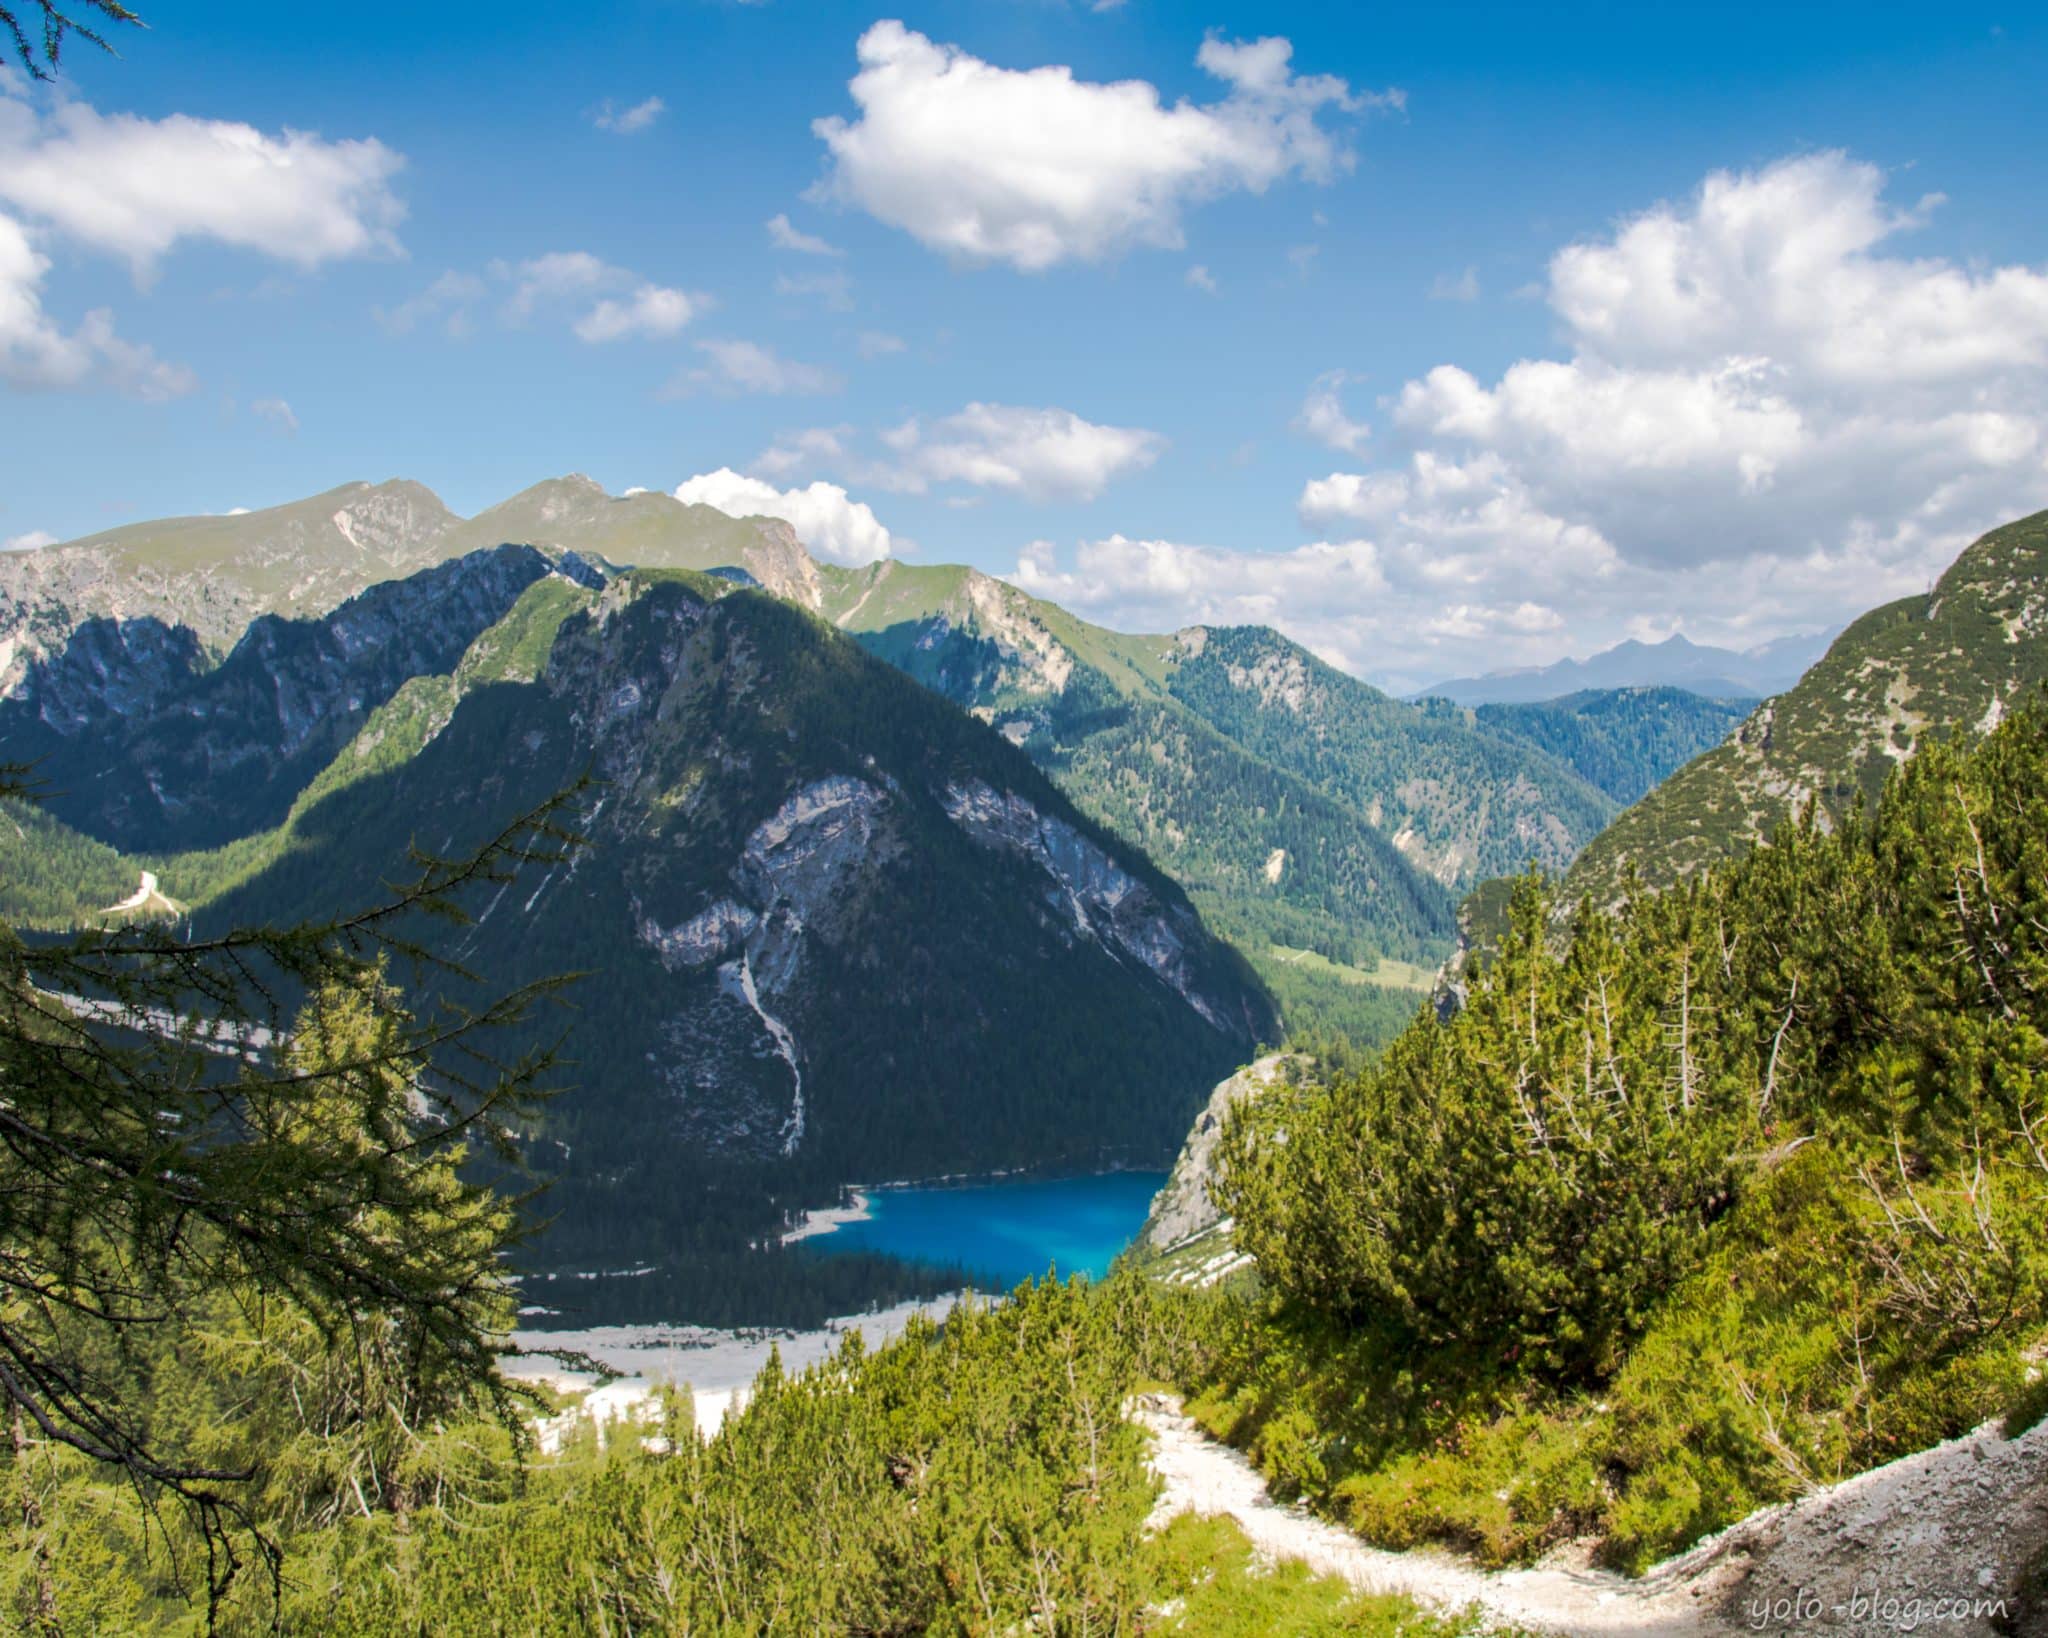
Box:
(1471, 687, 1748, 805)
(1182, 697, 2048, 1585)
(1568, 509, 2048, 906)
(180, 570, 1269, 1312)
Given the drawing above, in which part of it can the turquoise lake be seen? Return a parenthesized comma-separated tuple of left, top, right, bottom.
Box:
(804, 1171, 1168, 1288)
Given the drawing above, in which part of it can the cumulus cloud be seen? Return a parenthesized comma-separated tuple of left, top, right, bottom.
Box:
(0, 92, 404, 276)
(668, 339, 843, 396)
(881, 403, 1163, 499)
(574, 283, 698, 342)
(1228, 151, 2048, 684)
(3, 528, 56, 551)
(767, 212, 842, 256)
(593, 96, 666, 135)
(1185, 263, 1218, 295)
(0, 212, 193, 398)
(755, 401, 1163, 502)
(251, 395, 298, 433)
(378, 253, 700, 344)
(673, 468, 893, 564)
(809, 20, 1393, 271)
(1295, 369, 1370, 454)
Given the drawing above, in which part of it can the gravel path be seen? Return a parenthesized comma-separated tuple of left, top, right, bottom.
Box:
(1136, 1395, 2048, 1635)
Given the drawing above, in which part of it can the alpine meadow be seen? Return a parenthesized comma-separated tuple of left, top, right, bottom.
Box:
(3, 2, 2048, 1633)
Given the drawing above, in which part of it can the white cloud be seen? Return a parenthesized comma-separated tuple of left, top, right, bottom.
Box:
(251, 395, 298, 433)
(0, 93, 404, 276)
(593, 96, 666, 135)
(856, 329, 905, 358)
(573, 283, 698, 342)
(1295, 369, 1370, 454)
(767, 212, 843, 256)
(1185, 263, 1218, 295)
(500, 251, 611, 321)
(754, 402, 1162, 502)
(1429, 265, 1479, 301)
(378, 255, 699, 344)
(878, 402, 1163, 499)
(748, 426, 856, 482)
(669, 339, 842, 396)
(1252, 151, 2048, 682)
(810, 21, 1391, 271)
(674, 468, 893, 565)
(1011, 533, 1388, 636)
(3, 528, 56, 551)
(0, 211, 193, 398)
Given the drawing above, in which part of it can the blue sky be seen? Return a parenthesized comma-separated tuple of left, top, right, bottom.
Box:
(4, 1, 2047, 688)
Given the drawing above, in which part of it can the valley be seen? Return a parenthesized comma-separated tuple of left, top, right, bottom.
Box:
(0, 476, 1759, 1325)
(10, 7, 2048, 1629)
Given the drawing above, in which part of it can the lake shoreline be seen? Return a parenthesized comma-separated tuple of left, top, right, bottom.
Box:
(780, 1158, 1168, 1247)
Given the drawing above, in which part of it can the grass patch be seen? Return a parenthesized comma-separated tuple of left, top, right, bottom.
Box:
(1266, 943, 1437, 994)
(1142, 1514, 1495, 1636)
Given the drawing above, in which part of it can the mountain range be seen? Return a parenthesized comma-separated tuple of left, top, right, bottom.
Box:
(1421, 630, 1835, 706)
(0, 473, 1784, 1317)
(6, 475, 1740, 1040)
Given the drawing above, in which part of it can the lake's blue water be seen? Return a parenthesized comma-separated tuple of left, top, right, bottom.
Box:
(804, 1171, 1168, 1288)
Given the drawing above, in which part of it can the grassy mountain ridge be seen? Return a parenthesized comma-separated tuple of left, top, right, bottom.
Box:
(0, 479, 459, 693)
(1568, 509, 2048, 906)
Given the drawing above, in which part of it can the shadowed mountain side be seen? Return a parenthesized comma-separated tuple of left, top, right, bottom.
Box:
(0, 546, 568, 852)
(198, 575, 1274, 1303)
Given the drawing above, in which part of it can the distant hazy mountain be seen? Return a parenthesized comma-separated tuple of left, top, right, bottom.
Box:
(1421, 630, 1835, 706)
(1567, 509, 2048, 906)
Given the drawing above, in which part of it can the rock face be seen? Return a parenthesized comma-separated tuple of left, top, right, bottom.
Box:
(940, 779, 1253, 1034)
(1141, 1053, 1309, 1252)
